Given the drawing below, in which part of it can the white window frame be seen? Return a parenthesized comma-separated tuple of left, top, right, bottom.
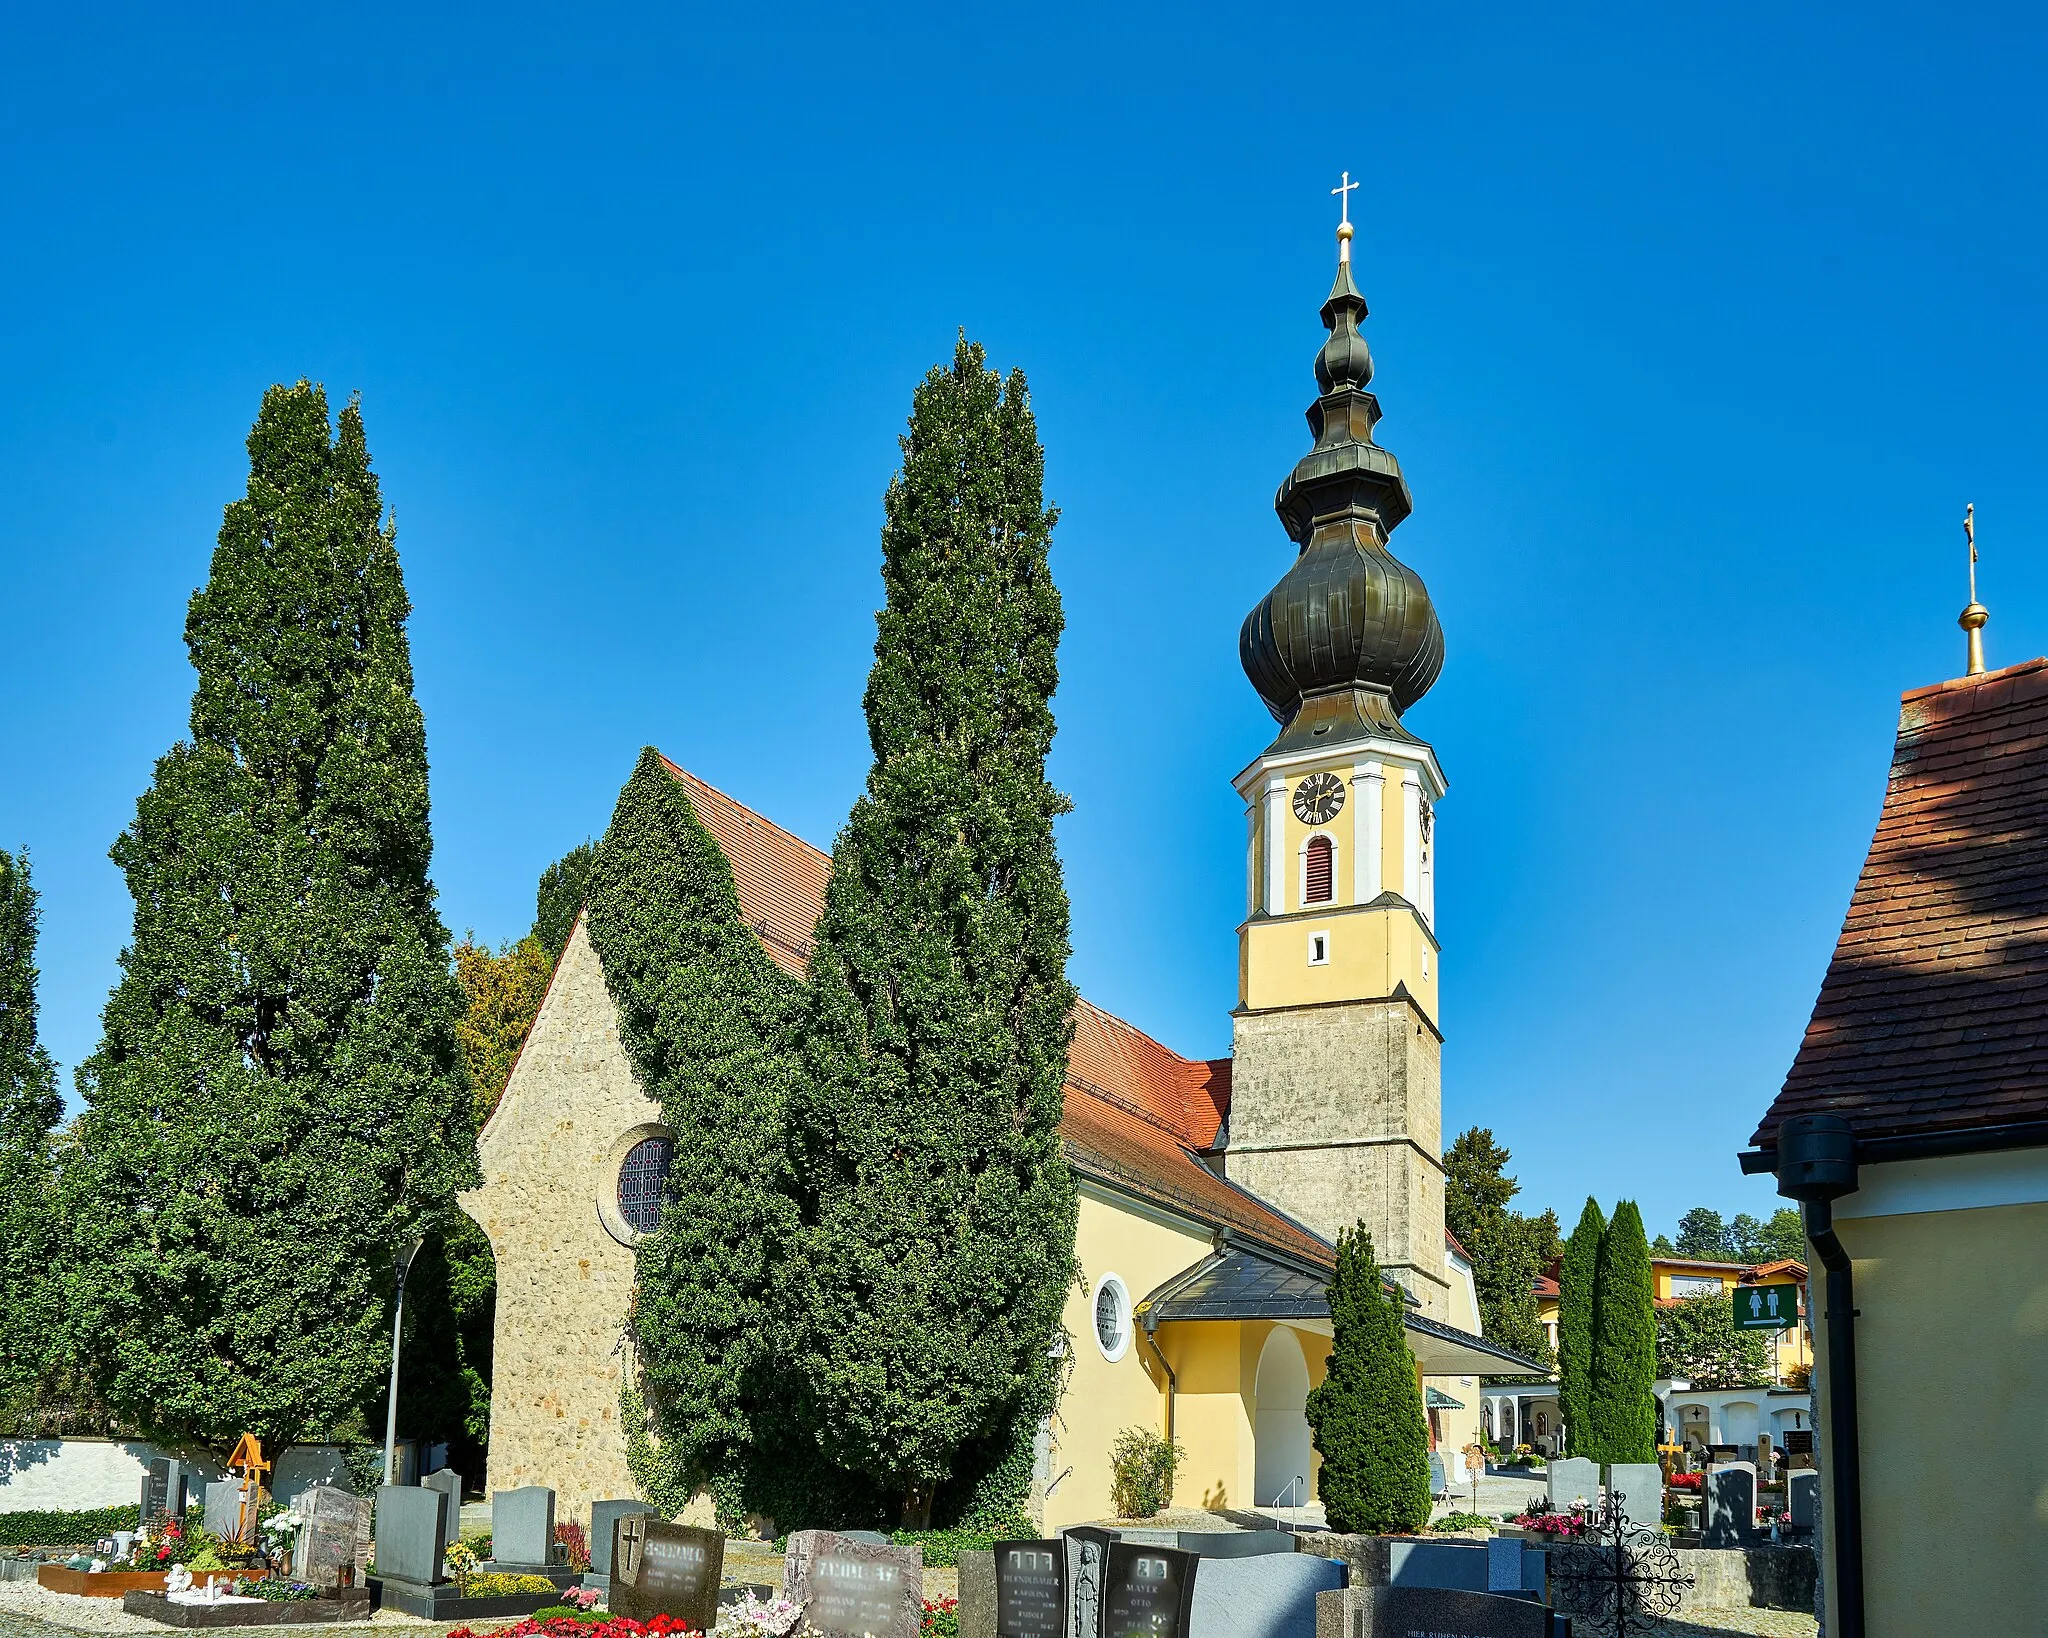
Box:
(1298, 829, 1340, 908)
(1092, 1272, 1133, 1362)
(1308, 930, 1331, 967)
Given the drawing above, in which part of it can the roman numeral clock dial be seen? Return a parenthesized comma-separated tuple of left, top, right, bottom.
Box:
(1292, 771, 1345, 825)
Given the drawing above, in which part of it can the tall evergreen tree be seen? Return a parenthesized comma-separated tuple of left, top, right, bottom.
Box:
(63, 382, 476, 1448)
(533, 841, 596, 959)
(1303, 1225, 1430, 1534)
(0, 850, 63, 1428)
(1589, 1201, 1659, 1464)
(1443, 1127, 1552, 1368)
(792, 337, 1077, 1528)
(1557, 1197, 1605, 1458)
(584, 750, 804, 1518)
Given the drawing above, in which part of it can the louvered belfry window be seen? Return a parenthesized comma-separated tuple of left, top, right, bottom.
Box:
(1305, 834, 1334, 904)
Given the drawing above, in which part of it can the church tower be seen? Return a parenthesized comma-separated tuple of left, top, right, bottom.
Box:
(1222, 195, 1450, 1316)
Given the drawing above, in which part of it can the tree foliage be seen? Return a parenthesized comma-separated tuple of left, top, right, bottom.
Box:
(533, 842, 596, 959)
(1675, 1207, 1730, 1260)
(454, 935, 553, 1128)
(1655, 1293, 1770, 1388)
(1442, 1127, 1552, 1369)
(1671, 1204, 1805, 1265)
(0, 849, 63, 1427)
(585, 748, 804, 1516)
(1305, 1225, 1430, 1534)
(1588, 1201, 1659, 1463)
(1557, 1198, 1605, 1458)
(62, 382, 476, 1448)
(791, 337, 1077, 1528)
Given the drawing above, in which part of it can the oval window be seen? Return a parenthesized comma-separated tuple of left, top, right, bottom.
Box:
(1093, 1274, 1131, 1361)
(617, 1136, 674, 1234)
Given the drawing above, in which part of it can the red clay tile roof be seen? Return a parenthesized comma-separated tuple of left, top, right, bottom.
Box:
(1531, 1274, 1560, 1298)
(664, 760, 1333, 1266)
(1754, 658, 2048, 1149)
(1740, 1259, 1808, 1283)
(1444, 1228, 1472, 1263)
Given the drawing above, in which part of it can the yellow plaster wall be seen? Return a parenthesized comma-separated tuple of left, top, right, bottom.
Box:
(1239, 906, 1438, 1020)
(1815, 1198, 2048, 1635)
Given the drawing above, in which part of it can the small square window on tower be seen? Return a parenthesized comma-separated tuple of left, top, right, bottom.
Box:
(1308, 931, 1330, 966)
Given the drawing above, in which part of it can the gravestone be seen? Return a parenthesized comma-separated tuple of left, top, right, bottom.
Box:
(373, 1484, 448, 1587)
(1101, 1541, 1197, 1638)
(991, 1540, 1066, 1638)
(1189, 1553, 1339, 1638)
(610, 1517, 723, 1630)
(1486, 1537, 1522, 1593)
(1546, 1456, 1598, 1509)
(1064, 1527, 1118, 1638)
(421, 1471, 463, 1558)
(836, 1530, 892, 1546)
(491, 1486, 557, 1570)
(1703, 1462, 1757, 1549)
(1605, 1462, 1664, 1530)
(590, 1500, 656, 1582)
(1314, 1585, 1562, 1638)
(1782, 1429, 1815, 1468)
(295, 1487, 371, 1591)
(1427, 1452, 1448, 1497)
(1788, 1470, 1819, 1532)
(785, 1530, 923, 1638)
(141, 1459, 189, 1525)
(1174, 1532, 1296, 1559)
(203, 1481, 246, 1539)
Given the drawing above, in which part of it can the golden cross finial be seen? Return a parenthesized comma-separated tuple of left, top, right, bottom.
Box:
(1332, 170, 1359, 264)
(1960, 502, 1988, 677)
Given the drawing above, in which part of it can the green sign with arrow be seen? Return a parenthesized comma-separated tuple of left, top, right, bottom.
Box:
(1732, 1282, 1800, 1330)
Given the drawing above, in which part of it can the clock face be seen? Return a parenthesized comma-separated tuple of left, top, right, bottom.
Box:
(1293, 771, 1345, 825)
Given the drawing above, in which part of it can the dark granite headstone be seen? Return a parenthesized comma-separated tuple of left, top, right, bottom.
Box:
(421, 1471, 463, 1558)
(1704, 1462, 1757, 1548)
(1174, 1531, 1296, 1560)
(591, 1500, 656, 1581)
(992, 1540, 1065, 1638)
(373, 1484, 448, 1587)
(610, 1517, 723, 1629)
(141, 1459, 189, 1525)
(784, 1530, 924, 1638)
(491, 1486, 557, 1570)
(1788, 1469, 1819, 1531)
(1100, 1542, 1196, 1638)
(1314, 1585, 1560, 1638)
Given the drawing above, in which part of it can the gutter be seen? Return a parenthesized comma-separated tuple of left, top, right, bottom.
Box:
(1739, 1114, 2048, 1174)
(1770, 1114, 1865, 1638)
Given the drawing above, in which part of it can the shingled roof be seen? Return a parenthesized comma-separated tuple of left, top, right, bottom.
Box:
(1752, 658, 2048, 1152)
(663, 759, 1335, 1266)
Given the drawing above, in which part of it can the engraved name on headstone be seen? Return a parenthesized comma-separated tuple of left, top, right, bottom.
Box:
(591, 1500, 655, 1582)
(784, 1530, 924, 1638)
(610, 1518, 724, 1631)
(141, 1459, 188, 1526)
(993, 1540, 1066, 1638)
(1100, 1542, 1197, 1638)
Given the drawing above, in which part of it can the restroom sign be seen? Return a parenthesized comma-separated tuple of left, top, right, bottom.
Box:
(1733, 1282, 1800, 1330)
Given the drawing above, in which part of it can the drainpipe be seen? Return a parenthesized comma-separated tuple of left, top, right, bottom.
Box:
(1140, 1310, 1177, 1448)
(1773, 1114, 1863, 1638)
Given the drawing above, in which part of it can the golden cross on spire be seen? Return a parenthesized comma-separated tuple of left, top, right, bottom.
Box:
(1332, 170, 1359, 264)
(1960, 502, 1989, 677)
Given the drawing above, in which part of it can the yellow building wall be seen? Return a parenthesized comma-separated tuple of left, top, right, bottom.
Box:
(1816, 1198, 2048, 1635)
(1239, 904, 1438, 1020)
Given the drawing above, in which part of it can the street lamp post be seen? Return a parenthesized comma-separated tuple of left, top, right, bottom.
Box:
(383, 1233, 427, 1488)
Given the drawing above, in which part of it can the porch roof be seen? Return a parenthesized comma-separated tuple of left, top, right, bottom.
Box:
(1136, 1241, 1551, 1379)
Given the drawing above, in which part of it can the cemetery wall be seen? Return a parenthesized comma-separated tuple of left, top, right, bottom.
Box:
(1818, 1184, 2048, 1635)
(460, 918, 654, 1526)
(0, 1441, 231, 1512)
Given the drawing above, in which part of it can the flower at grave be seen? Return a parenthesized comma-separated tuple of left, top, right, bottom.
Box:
(710, 1592, 803, 1638)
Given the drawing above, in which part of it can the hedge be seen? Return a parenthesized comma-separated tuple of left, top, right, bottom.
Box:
(0, 1504, 143, 1546)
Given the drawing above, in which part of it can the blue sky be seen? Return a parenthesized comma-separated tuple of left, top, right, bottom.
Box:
(4, 2, 2044, 1237)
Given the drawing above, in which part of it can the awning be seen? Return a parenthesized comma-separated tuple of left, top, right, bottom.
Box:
(1137, 1240, 1549, 1378)
(1425, 1388, 1465, 1410)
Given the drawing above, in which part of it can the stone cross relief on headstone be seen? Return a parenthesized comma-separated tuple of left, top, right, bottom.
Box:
(491, 1486, 557, 1570)
(422, 1471, 463, 1558)
(294, 1487, 373, 1591)
(610, 1518, 725, 1630)
(992, 1540, 1066, 1638)
(1703, 1462, 1757, 1549)
(374, 1483, 449, 1587)
(1545, 1456, 1599, 1511)
(784, 1530, 925, 1638)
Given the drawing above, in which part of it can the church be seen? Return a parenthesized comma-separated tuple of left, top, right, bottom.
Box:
(460, 207, 1542, 1533)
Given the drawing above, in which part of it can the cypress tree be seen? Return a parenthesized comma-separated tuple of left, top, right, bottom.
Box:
(0, 849, 63, 1427)
(64, 382, 476, 1448)
(584, 749, 804, 1517)
(1589, 1200, 1659, 1465)
(1557, 1196, 1605, 1458)
(792, 336, 1077, 1529)
(1303, 1224, 1430, 1534)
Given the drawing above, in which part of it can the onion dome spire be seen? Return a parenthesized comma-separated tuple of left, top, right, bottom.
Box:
(1240, 185, 1444, 751)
